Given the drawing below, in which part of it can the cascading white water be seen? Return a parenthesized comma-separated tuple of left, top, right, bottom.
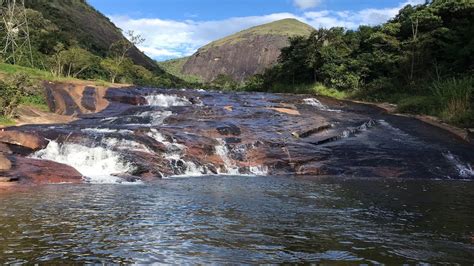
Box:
(145, 94, 191, 107)
(147, 130, 267, 177)
(303, 98, 341, 112)
(443, 152, 474, 178)
(248, 165, 269, 176)
(147, 129, 206, 177)
(215, 138, 240, 175)
(31, 141, 134, 184)
(81, 128, 133, 135)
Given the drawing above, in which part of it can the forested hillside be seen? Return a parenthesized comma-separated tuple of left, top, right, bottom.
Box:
(0, 0, 182, 86)
(0, 0, 186, 124)
(244, 0, 473, 127)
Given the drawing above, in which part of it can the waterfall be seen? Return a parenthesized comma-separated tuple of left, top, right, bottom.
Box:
(145, 94, 191, 107)
(444, 152, 474, 179)
(303, 98, 341, 112)
(31, 141, 135, 184)
(147, 129, 206, 177)
(215, 138, 240, 175)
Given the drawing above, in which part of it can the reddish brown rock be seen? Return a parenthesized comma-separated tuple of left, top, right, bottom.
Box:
(0, 130, 48, 151)
(0, 143, 11, 154)
(9, 157, 83, 184)
(0, 154, 12, 171)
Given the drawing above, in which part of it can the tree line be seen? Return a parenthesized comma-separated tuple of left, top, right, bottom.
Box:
(241, 0, 473, 127)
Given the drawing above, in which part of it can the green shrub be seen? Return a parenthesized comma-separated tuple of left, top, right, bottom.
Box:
(397, 96, 440, 115)
(0, 116, 16, 126)
(310, 83, 349, 100)
(0, 73, 48, 117)
(431, 77, 473, 123)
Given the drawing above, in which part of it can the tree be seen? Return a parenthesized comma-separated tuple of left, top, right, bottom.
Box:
(211, 74, 238, 90)
(61, 47, 98, 78)
(50, 42, 65, 77)
(0, 73, 30, 117)
(103, 30, 145, 83)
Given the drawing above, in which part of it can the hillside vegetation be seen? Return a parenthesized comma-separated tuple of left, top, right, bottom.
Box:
(201, 18, 314, 52)
(158, 57, 204, 84)
(242, 0, 473, 128)
(0, 0, 186, 125)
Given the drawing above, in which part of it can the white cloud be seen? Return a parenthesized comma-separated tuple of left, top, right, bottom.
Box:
(293, 0, 321, 10)
(110, 0, 427, 61)
(110, 13, 298, 60)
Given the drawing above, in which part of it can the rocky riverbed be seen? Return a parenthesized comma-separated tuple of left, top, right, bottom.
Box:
(0, 84, 473, 185)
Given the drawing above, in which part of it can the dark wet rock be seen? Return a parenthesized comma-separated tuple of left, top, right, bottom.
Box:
(81, 86, 99, 111)
(216, 124, 241, 136)
(3, 85, 473, 182)
(225, 137, 242, 144)
(294, 124, 333, 139)
(0, 130, 48, 151)
(0, 176, 19, 182)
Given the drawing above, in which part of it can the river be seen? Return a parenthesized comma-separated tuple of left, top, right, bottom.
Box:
(0, 88, 473, 263)
(1, 176, 473, 264)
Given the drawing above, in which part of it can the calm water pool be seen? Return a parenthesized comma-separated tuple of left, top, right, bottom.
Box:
(1, 176, 473, 264)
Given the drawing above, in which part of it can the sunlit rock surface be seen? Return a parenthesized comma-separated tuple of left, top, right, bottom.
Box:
(0, 85, 473, 184)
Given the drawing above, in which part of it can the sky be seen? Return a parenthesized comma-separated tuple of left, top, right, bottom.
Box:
(88, 0, 425, 61)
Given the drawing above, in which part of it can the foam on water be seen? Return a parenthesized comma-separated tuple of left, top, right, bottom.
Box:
(81, 128, 134, 135)
(303, 98, 341, 112)
(215, 138, 240, 175)
(145, 94, 191, 107)
(147, 129, 206, 177)
(147, 130, 267, 177)
(31, 141, 135, 184)
(443, 152, 474, 179)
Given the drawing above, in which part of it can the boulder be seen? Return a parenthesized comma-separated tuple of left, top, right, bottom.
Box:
(0, 143, 11, 154)
(216, 124, 241, 136)
(0, 154, 12, 171)
(0, 130, 48, 151)
(9, 157, 83, 184)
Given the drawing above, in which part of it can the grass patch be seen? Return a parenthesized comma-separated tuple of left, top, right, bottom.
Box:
(0, 63, 112, 87)
(158, 57, 204, 84)
(20, 94, 50, 112)
(203, 18, 313, 51)
(309, 83, 349, 100)
(397, 96, 440, 115)
(0, 116, 16, 126)
(393, 77, 473, 127)
(267, 83, 349, 99)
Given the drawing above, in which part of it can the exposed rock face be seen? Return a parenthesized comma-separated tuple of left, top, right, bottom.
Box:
(183, 35, 289, 82)
(0, 154, 12, 171)
(182, 19, 314, 82)
(0, 131, 48, 151)
(44, 82, 112, 115)
(1, 83, 473, 185)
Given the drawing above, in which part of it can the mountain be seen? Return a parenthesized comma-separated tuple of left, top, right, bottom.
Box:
(180, 18, 314, 82)
(24, 0, 162, 73)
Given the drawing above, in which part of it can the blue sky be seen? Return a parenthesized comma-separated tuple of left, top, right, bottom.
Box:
(88, 0, 424, 61)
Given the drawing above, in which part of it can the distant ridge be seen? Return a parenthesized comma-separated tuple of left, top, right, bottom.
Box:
(179, 18, 314, 82)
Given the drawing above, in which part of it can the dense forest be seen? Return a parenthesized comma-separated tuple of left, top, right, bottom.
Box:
(243, 0, 473, 127)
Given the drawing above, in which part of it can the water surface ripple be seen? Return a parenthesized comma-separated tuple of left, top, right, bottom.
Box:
(1, 176, 473, 264)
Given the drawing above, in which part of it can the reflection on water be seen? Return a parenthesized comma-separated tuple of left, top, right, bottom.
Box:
(0, 176, 473, 264)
